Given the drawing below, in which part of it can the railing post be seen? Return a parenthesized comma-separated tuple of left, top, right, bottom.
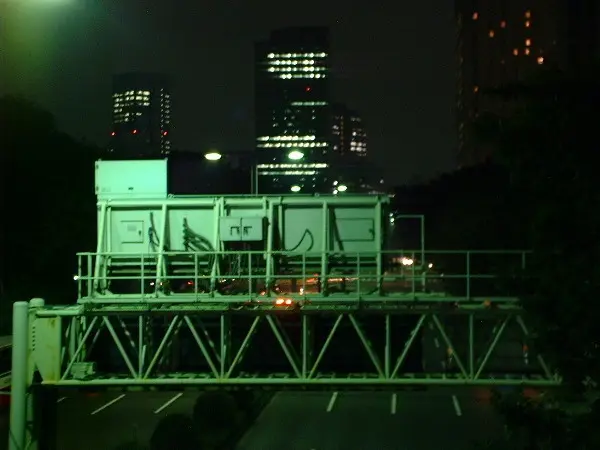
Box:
(8, 301, 30, 450)
(411, 251, 416, 297)
(466, 251, 471, 300)
(356, 253, 361, 301)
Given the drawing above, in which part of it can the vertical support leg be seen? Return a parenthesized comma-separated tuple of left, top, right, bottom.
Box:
(374, 200, 383, 295)
(220, 315, 230, 378)
(9, 301, 30, 450)
(321, 202, 329, 296)
(154, 203, 168, 294)
(26, 393, 36, 450)
(68, 317, 77, 362)
(265, 200, 274, 294)
(93, 202, 107, 292)
(468, 314, 474, 378)
(301, 315, 310, 379)
(385, 314, 391, 378)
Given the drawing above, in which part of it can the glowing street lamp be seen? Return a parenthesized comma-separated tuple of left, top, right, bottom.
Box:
(337, 184, 348, 192)
(287, 150, 304, 161)
(203, 150, 305, 194)
(204, 151, 222, 161)
(290, 185, 301, 193)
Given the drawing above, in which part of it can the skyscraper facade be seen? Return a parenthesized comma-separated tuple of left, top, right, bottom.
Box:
(109, 73, 172, 157)
(331, 103, 367, 157)
(255, 27, 332, 194)
(455, 1, 560, 167)
(456, 1, 600, 168)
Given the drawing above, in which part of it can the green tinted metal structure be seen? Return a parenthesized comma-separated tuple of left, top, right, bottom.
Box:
(8, 160, 561, 449)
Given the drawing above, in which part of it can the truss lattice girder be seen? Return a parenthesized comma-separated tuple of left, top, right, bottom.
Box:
(30, 303, 561, 388)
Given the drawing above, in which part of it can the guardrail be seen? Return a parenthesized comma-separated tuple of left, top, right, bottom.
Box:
(75, 249, 530, 303)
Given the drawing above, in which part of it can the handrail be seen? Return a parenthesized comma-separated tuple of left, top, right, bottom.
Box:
(75, 249, 530, 302)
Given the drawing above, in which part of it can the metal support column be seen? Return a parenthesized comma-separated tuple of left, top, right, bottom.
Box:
(8, 301, 30, 450)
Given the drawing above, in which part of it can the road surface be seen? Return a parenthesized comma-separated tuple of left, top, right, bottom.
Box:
(236, 388, 505, 450)
(55, 389, 197, 449)
(0, 386, 514, 450)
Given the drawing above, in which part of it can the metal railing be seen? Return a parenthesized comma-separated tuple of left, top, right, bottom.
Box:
(75, 249, 530, 303)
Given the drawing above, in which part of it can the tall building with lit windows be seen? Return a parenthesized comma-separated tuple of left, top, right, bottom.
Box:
(456, 1, 600, 167)
(456, 1, 559, 167)
(254, 27, 332, 194)
(331, 103, 367, 157)
(109, 73, 172, 157)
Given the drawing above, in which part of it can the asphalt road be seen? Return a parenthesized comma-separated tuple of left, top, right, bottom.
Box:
(54, 389, 198, 449)
(236, 388, 505, 450)
(0, 386, 522, 450)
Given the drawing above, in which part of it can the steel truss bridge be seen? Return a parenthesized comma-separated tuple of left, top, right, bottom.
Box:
(7, 168, 564, 450)
(18, 249, 559, 389)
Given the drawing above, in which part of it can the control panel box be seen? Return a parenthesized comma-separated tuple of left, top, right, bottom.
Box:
(220, 217, 264, 241)
(95, 159, 168, 200)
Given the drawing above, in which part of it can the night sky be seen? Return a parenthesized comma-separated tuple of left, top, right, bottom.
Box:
(3, 0, 456, 185)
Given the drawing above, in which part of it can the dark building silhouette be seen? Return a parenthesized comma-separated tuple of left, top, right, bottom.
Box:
(455, 1, 600, 168)
(254, 27, 332, 194)
(331, 103, 367, 157)
(109, 73, 172, 157)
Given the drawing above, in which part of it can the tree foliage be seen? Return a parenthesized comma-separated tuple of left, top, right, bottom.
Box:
(231, 389, 258, 419)
(474, 65, 600, 387)
(192, 390, 239, 448)
(473, 63, 600, 446)
(0, 95, 101, 304)
(149, 413, 198, 450)
(393, 161, 527, 251)
(112, 442, 148, 450)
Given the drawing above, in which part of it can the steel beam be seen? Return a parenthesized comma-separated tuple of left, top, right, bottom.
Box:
(29, 305, 560, 388)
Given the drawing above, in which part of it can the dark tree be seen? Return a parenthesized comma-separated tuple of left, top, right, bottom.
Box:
(0, 95, 101, 308)
(474, 63, 600, 445)
(192, 390, 239, 447)
(149, 413, 198, 450)
(231, 389, 257, 419)
(112, 442, 148, 450)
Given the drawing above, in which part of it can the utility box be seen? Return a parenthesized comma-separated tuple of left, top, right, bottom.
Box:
(220, 217, 264, 242)
(95, 159, 168, 200)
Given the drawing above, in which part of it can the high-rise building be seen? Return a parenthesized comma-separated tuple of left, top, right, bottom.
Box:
(456, 1, 600, 168)
(109, 73, 172, 157)
(332, 103, 367, 157)
(455, 1, 559, 167)
(255, 27, 332, 194)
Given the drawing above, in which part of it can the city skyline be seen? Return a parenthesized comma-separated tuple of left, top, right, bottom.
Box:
(254, 26, 334, 193)
(109, 72, 172, 157)
(455, 0, 600, 167)
(1, 0, 456, 186)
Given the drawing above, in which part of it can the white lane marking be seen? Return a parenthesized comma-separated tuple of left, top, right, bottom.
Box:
(434, 338, 440, 348)
(326, 391, 338, 412)
(391, 393, 397, 415)
(451, 395, 462, 417)
(90, 394, 126, 415)
(154, 393, 183, 414)
(57, 396, 67, 403)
